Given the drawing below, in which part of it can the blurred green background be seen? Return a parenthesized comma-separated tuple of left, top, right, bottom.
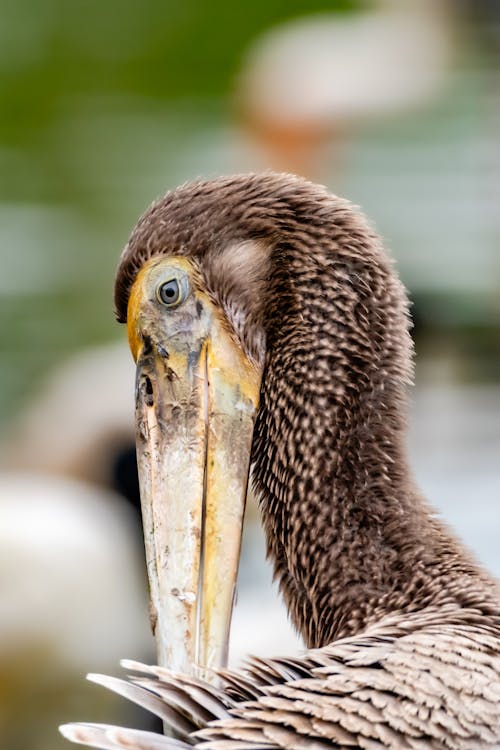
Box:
(1, 1, 499, 748)
(0, 0, 361, 421)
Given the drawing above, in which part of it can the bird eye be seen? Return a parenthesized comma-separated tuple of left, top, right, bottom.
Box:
(156, 278, 184, 308)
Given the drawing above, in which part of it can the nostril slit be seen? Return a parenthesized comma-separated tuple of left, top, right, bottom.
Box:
(142, 335, 153, 356)
(143, 375, 154, 406)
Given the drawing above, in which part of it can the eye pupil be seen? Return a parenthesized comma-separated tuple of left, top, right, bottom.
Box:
(157, 278, 184, 307)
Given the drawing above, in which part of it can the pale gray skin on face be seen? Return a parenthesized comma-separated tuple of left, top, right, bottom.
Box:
(129, 253, 262, 680)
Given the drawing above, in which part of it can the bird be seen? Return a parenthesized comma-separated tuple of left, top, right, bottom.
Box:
(0, 472, 154, 750)
(0, 342, 140, 507)
(236, 0, 455, 176)
(60, 172, 500, 749)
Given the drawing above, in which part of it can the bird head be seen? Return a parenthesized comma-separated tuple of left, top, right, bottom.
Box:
(115, 172, 411, 676)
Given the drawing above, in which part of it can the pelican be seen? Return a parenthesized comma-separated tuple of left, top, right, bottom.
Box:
(61, 173, 500, 749)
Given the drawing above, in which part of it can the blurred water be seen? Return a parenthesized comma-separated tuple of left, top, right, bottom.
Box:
(410, 384, 500, 576)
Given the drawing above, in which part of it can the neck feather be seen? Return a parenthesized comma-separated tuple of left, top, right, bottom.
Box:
(251, 220, 496, 648)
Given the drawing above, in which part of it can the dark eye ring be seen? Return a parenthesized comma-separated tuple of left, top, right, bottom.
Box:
(156, 278, 184, 308)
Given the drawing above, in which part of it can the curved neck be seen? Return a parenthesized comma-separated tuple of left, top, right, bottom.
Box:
(251, 241, 495, 648)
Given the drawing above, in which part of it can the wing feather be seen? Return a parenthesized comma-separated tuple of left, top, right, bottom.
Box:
(61, 615, 500, 750)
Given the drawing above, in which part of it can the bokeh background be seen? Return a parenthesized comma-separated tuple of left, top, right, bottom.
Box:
(1, 1, 499, 748)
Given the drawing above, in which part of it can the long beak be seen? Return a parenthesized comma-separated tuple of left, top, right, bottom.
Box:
(134, 310, 261, 680)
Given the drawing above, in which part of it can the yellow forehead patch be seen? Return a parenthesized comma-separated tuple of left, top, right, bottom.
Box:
(127, 263, 150, 362)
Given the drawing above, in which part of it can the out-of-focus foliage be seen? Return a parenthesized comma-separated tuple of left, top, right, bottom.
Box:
(0, 0, 361, 422)
(1, 0, 359, 141)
